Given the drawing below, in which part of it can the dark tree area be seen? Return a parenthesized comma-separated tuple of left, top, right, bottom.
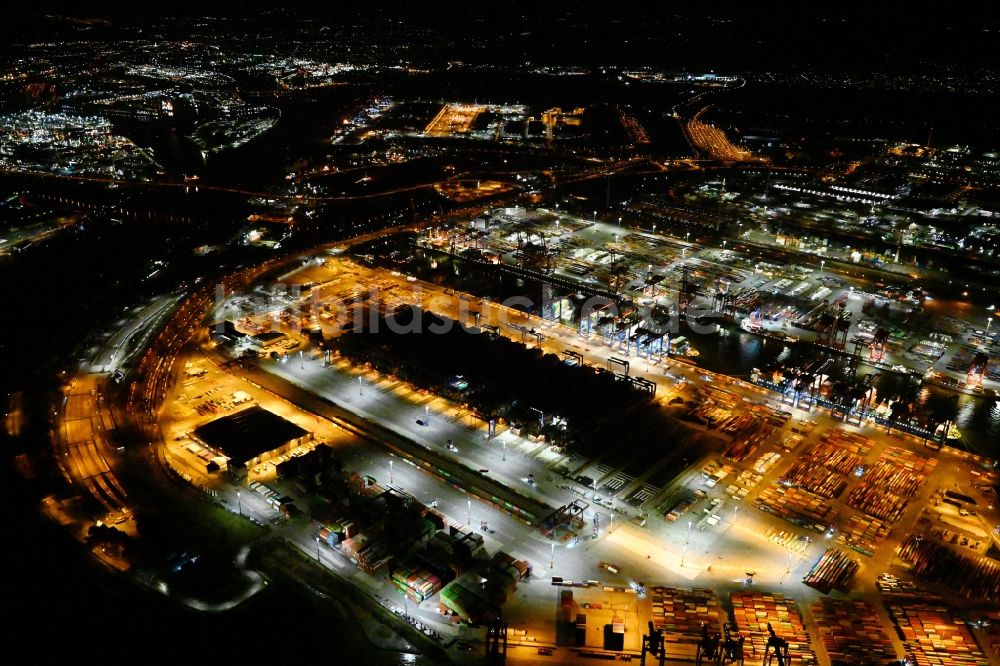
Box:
(334, 306, 707, 462)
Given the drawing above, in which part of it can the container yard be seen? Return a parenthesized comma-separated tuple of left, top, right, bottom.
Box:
(730, 591, 817, 664)
(847, 446, 937, 524)
(753, 484, 838, 533)
(438, 550, 530, 624)
(897, 535, 1000, 604)
(801, 548, 860, 593)
(722, 421, 777, 464)
(724, 468, 763, 501)
(778, 428, 871, 500)
(552, 585, 643, 652)
(648, 587, 724, 660)
(810, 599, 898, 666)
(836, 513, 892, 557)
(876, 572, 920, 596)
(391, 563, 444, 603)
(888, 601, 992, 666)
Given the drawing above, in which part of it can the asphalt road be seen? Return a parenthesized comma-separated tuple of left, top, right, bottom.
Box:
(231, 356, 556, 525)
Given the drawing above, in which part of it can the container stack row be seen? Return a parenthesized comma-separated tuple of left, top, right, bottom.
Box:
(648, 586, 723, 659)
(802, 548, 859, 593)
(897, 534, 1000, 604)
(754, 484, 837, 532)
(888, 601, 991, 666)
(836, 513, 891, 557)
(730, 591, 816, 664)
(847, 446, 936, 523)
(810, 598, 897, 666)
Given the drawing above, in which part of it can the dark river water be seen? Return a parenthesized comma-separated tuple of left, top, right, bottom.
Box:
(689, 328, 1000, 456)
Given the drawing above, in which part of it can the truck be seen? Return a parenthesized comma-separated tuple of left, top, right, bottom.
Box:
(665, 495, 696, 522)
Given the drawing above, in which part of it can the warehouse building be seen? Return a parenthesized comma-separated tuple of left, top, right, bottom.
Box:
(192, 405, 311, 480)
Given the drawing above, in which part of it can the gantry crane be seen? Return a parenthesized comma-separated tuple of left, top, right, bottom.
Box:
(722, 625, 745, 665)
(696, 623, 721, 665)
(762, 623, 790, 666)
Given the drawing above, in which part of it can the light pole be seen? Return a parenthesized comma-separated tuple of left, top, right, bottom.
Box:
(820, 259, 825, 274)
(502, 440, 506, 461)
(358, 376, 363, 396)
(424, 405, 430, 424)
(593, 210, 597, 224)
(987, 306, 995, 332)
(550, 542, 555, 569)
(609, 513, 614, 532)
(236, 490, 242, 516)
(315, 536, 321, 562)
(389, 459, 394, 485)
(467, 499, 472, 525)
(686, 521, 692, 546)
(299, 349, 304, 370)
(732, 505, 738, 526)
(618, 216, 622, 229)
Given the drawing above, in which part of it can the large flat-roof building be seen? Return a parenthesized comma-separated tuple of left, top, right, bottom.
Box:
(192, 405, 311, 480)
(249, 331, 288, 349)
(208, 320, 247, 345)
